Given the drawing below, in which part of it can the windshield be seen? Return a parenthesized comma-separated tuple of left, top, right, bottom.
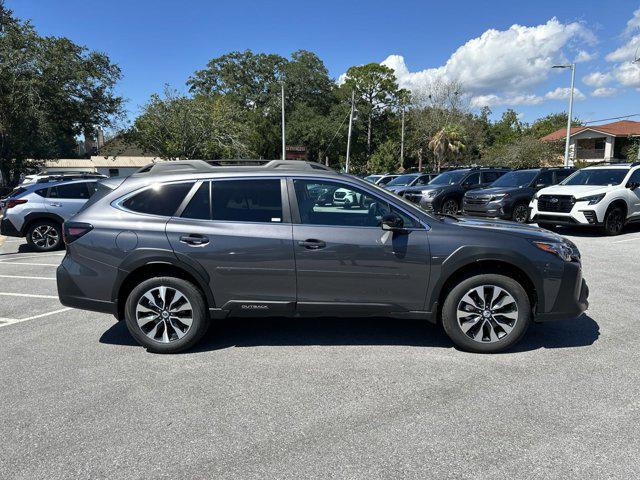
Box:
(562, 169, 627, 186)
(364, 175, 381, 183)
(429, 171, 467, 186)
(491, 170, 538, 188)
(386, 174, 418, 186)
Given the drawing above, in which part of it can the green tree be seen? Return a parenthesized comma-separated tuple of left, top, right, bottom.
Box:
(489, 109, 526, 146)
(482, 136, 559, 169)
(528, 112, 582, 138)
(368, 139, 399, 173)
(128, 88, 251, 159)
(0, 1, 123, 184)
(428, 124, 466, 172)
(341, 63, 404, 158)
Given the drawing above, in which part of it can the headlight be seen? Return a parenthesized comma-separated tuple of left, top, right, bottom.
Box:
(533, 241, 574, 261)
(424, 189, 441, 198)
(533, 192, 540, 200)
(490, 193, 509, 202)
(578, 193, 605, 205)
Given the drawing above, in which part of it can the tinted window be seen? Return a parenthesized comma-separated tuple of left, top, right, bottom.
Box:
(562, 169, 627, 186)
(294, 179, 418, 228)
(463, 173, 480, 185)
(181, 182, 211, 220)
(491, 170, 537, 187)
(429, 171, 467, 185)
(414, 175, 431, 186)
(49, 182, 92, 199)
(536, 171, 554, 186)
(482, 171, 501, 183)
(212, 180, 282, 223)
(123, 182, 193, 216)
(629, 169, 640, 183)
(555, 170, 573, 182)
(387, 174, 418, 186)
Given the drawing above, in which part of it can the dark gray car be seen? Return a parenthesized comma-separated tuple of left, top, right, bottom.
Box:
(57, 160, 589, 354)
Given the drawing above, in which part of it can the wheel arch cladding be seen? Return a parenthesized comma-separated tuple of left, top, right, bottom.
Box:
(429, 250, 540, 320)
(115, 261, 213, 321)
(22, 212, 64, 235)
(607, 199, 628, 218)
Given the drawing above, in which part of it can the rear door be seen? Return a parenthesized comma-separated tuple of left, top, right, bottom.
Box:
(289, 178, 430, 315)
(165, 178, 296, 314)
(45, 181, 95, 219)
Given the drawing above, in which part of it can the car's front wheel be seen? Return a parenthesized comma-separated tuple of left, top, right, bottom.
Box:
(26, 220, 62, 251)
(441, 198, 459, 215)
(603, 206, 625, 236)
(442, 274, 531, 353)
(511, 203, 529, 223)
(124, 277, 209, 353)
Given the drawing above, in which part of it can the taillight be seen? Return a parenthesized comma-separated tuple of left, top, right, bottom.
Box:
(5, 198, 27, 209)
(63, 222, 93, 244)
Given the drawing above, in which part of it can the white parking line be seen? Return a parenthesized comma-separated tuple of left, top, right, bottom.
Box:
(612, 236, 640, 244)
(0, 292, 58, 299)
(0, 307, 72, 327)
(0, 274, 56, 280)
(0, 262, 60, 267)
(0, 253, 64, 262)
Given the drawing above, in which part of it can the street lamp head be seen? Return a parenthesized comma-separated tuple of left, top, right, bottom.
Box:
(552, 65, 571, 69)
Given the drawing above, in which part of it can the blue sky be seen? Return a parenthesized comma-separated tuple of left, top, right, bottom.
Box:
(10, 0, 640, 124)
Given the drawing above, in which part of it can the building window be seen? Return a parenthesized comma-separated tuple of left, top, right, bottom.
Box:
(109, 168, 119, 177)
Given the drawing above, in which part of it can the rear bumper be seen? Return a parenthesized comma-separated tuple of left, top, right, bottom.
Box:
(534, 262, 589, 322)
(57, 262, 117, 315)
(0, 218, 21, 237)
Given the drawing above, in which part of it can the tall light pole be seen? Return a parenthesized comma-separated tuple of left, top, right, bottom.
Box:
(345, 90, 355, 173)
(281, 82, 286, 160)
(553, 64, 576, 167)
(400, 105, 405, 171)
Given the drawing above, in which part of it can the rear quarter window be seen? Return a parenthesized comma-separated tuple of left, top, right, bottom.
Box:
(122, 182, 193, 216)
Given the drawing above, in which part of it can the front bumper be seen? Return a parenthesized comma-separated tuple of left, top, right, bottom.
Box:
(463, 200, 510, 219)
(0, 217, 21, 237)
(534, 262, 589, 322)
(529, 200, 601, 226)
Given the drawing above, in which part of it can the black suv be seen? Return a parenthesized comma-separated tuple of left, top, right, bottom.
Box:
(57, 160, 588, 354)
(463, 168, 575, 223)
(402, 167, 510, 215)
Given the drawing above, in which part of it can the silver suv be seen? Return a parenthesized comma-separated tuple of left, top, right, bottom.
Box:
(1, 178, 100, 251)
(57, 160, 589, 354)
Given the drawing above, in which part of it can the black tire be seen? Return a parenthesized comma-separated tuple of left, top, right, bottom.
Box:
(441, 198, 459, 215)
(441, 274, 531, 353)
(603, 205, 625, 236)
(511, 203, 529, 223)
(25, 220, 63, 252)
(124, 276, 209, 354)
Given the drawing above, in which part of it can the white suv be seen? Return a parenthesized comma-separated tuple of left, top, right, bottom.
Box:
(529, 162, 640, 236)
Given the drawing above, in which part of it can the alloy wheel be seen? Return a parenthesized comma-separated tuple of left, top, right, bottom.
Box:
(456, 285, 518, 343)
(442, 199, 458, 215)
(136, 286, 193, 343)
(513, 205, 529, 223)
(32, 225, 59, 249)
(606, 209, 623, 235)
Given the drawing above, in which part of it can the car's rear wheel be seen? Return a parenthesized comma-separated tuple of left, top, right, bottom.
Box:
(442, 274, 531, 353)
(124, 277, 209, 353)
(441, 198, 459, 215)
(511, 203, 529, 223)
(603, 206, 625, 236)
(26, 220, 62, 252)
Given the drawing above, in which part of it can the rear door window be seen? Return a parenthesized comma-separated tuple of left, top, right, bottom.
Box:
(537, 171, 554, 187)
(181, 182, 211, 220)
(212, 179, 283, 223)
(49, 182, 93, 199)
(122, 182, 193, 216)
(554, 170, 573, 183)
(482, 171, 501, 183)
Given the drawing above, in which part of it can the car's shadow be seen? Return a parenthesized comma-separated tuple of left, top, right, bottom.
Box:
(552, 222, 640, 237)
(99, 314, 600, 354)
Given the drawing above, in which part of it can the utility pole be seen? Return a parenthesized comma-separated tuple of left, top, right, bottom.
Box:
(553, 63, 575, 167)
(345, 90, 355, 173)
(281, 83, 286, 161)
(400, 105, 405, 171)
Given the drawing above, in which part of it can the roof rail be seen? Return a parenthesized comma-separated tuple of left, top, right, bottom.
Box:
(135, 159, 334, 175)
(34, 173, 107, 183)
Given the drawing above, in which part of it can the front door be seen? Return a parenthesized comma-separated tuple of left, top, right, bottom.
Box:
(289, 178, 430, 315)
(165, 179, 296, 315)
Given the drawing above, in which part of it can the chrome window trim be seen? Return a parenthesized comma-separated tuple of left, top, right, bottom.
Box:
(112, 180, 197, 219)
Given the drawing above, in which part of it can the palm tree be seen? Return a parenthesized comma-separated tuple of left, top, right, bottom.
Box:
(428, 125, 466, 172)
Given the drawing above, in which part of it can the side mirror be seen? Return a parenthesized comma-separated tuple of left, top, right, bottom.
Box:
(381, 213, 404, 231)
(535, 183, 547, 189)
(627, 181, 640, 190)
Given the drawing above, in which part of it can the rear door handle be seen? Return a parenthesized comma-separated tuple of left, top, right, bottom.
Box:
(49, 203, 62, 207)
(180, 234, 209, 246)
(298, 239, 326, 250)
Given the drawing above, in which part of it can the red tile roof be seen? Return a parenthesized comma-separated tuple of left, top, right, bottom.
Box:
(541, 120, 640, 141)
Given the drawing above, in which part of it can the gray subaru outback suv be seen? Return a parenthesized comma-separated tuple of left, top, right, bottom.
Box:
(57, 160, 589, 354)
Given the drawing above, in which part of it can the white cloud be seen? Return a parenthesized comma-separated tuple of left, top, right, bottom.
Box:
(544, 87, 586, 101)
(575, 50, 597, 63)
(582, 71, 613, 87)
(614, 61, 640, 87)
(623, 7, 640, 35)
(591, 87, 618, 97)
(469, 93, 543, 108)
(376, 18, 594, 105)
(605, 35, 640, 62)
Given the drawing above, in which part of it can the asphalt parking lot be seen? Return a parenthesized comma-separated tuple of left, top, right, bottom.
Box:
(1, 226, 640, 480)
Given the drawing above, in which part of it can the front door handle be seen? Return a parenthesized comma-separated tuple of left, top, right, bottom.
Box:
(180, 234, 209, 246)
(298, 239, 326, 250)
(49, 203, 62, 207)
